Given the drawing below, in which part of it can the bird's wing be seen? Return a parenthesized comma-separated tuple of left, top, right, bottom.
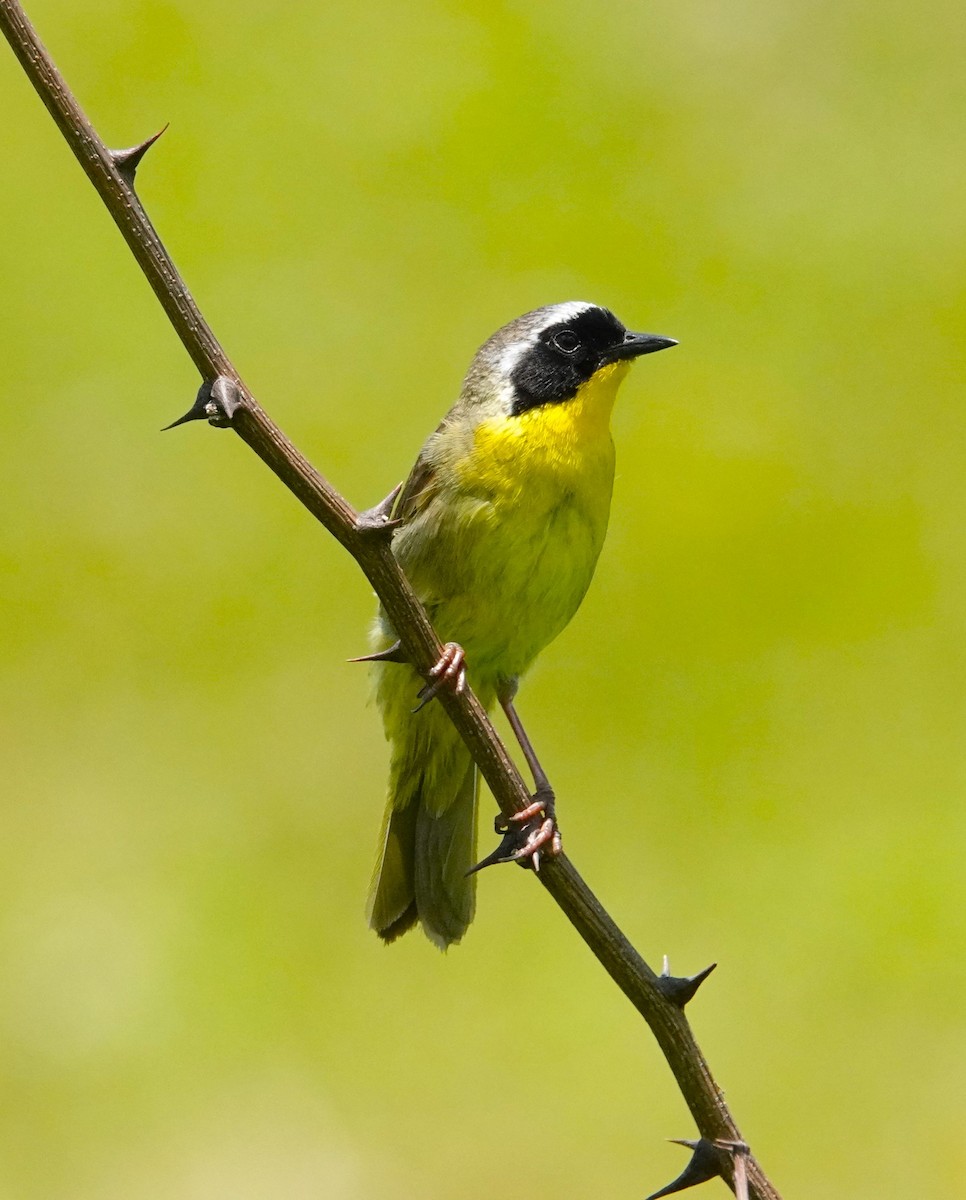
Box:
(392, 420, 447, 523)
(393, 455, 436, 523)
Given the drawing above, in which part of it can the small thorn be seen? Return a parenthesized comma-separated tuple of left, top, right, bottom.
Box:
(355, 483, 403, 538)
(206, 375, 244, 424)
(162, 382, 209, 430)
(645, 1138, 724, 1199)
(465, 827, 523, 875)
(162, 376, 244, 432)
(110, 124, 168, 185)
(656, 959, 717, 1009)
(348, 640, 407, 665)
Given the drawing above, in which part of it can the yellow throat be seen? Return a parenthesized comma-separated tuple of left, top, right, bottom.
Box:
(467, 359, 629, 487)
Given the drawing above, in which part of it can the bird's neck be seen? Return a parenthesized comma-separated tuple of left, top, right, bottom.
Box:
(458, 362, 626, 496)
(511, 360, 627, 466)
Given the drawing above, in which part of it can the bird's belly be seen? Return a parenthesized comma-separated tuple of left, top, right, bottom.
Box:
(467, 500, 600, 672)
(396, 475, 611, 686)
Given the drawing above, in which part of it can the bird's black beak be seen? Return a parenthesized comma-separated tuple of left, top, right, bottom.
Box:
(602, 330, 678, 364)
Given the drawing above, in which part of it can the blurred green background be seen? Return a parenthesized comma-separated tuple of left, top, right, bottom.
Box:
(2, 1, 965, 1196)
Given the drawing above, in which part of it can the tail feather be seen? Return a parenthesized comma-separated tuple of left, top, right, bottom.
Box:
(366, 799, 419, 942)
(368, 678, 479, 949)
(413, 763, 477, 948)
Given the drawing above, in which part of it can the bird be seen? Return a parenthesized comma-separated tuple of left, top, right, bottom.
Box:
(362, 301, 676, 949)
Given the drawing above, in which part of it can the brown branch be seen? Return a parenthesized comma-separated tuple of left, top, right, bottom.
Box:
(0, 5, 781, 1197)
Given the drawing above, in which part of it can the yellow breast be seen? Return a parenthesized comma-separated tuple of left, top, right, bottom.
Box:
(421, 361, 625, 677)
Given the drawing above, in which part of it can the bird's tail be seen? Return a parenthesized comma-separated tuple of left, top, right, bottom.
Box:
(367, 668, 479, 949)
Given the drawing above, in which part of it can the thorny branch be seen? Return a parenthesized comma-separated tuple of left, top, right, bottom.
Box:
(0, 4, 781, 1197)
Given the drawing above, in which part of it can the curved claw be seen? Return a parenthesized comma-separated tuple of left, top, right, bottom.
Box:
(412, 643, 466, 713)
(505, 786, 556, 826)
(470, 803, 562, 875)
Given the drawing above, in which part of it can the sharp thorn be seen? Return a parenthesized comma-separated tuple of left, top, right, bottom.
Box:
(465, 828, 524, 875)
(644, 1138, 724, 1200)
(373, 481, 402, 519)
(162, 381, 210, 430)
(162, 408, 204, 431)
(656, 961, 717, 1009)
(110, 124, 168, 185)
(355, 483, 403, 537)
(162, 376, 243, 432)
(348, 640, 407, 665)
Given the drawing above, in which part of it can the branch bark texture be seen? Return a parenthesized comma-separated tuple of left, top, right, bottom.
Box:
(1, 5, 781, 1197)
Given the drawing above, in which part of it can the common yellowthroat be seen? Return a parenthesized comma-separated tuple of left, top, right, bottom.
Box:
(365, 302, 676, 948)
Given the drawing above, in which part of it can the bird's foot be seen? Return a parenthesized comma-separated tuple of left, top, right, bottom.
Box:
(412, 642, 467, 713)
(502, 785, 562, 871)
(467, 786, 562, 875)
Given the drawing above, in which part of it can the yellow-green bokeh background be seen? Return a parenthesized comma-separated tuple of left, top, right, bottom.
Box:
(3, 2, 965, 1196)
